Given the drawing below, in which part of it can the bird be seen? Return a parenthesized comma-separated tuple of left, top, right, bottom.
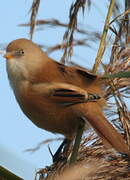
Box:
(4, 38, 129, 162)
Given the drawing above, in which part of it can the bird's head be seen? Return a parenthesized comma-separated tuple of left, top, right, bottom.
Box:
(4, 38, 44, 63)
(4, 38, 47, 84)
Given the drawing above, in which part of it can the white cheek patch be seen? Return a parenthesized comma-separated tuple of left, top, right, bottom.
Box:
(6, 58, 28, 90)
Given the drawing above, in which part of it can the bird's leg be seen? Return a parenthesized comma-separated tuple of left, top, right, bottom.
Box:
(69, 118, 85, 165)
(52, 138, 72, 163)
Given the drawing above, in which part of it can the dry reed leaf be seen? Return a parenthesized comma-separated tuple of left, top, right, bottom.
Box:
(29, 0, 41, 39)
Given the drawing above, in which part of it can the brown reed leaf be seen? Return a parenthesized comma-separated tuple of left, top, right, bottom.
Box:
(24, 137, 63, 153)
(29, 0, 41, 39)
(61, 0, 87, 64)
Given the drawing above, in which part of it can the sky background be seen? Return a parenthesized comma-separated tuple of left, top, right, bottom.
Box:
(0, 1, 124, 180)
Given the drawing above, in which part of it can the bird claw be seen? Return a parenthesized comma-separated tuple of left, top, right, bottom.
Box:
(48, 139, 69, 163)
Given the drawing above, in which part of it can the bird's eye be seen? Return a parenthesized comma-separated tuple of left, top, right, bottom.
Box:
(15, 49, 25, 57)
(18, 49, 24, 55)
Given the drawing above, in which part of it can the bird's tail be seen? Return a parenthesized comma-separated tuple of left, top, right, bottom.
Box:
(83, 102, 130, 155)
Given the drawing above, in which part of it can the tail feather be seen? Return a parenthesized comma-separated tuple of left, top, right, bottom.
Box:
(84, 103, 130, 155)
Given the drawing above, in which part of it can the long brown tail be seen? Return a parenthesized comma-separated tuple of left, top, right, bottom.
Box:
(84, 102, 130, 155)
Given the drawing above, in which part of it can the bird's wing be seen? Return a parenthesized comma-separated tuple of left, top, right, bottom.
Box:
(76, 67, 97, 79)
(33, 82, 100, 106)
(56, 61, 97, 79)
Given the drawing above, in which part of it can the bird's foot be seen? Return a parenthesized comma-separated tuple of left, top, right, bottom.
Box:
(48, 138, 71, 164)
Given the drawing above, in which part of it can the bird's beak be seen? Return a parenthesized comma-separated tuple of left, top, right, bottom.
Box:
(4, 52, 14, 60)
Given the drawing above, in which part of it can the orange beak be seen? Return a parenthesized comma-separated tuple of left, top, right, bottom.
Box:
(4, 52, 14, 60)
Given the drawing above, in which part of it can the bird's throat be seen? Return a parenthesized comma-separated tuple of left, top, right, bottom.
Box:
(6, 59, 28, 91)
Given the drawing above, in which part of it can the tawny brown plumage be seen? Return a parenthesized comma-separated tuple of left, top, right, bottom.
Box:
(4, 38, 129, 155)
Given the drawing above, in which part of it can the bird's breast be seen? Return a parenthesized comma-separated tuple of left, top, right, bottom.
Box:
(13, 82, 79, 137)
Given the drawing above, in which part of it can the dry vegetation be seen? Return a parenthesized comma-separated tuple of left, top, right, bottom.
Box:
(35, 134, 130, 180)
(22, 0, 130, 179)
